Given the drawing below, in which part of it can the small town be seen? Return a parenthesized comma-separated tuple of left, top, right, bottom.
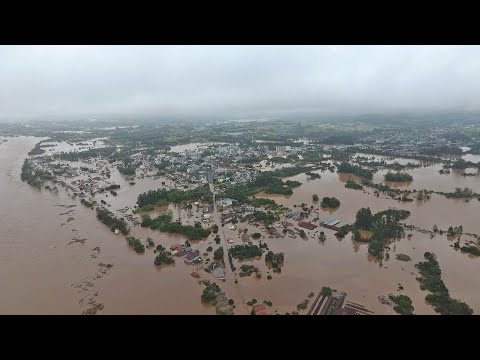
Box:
(2, 45, 480, 317)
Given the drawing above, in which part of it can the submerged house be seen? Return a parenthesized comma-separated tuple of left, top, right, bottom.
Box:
(218, 198, 234, 207)
(184, 250, 201, 263)
(253, 304, 270, 315)
(218, 268, 226, 280)
(298, 221, 317, 230)
(286, 211, 304, 218)
(221, 213, 235, 223)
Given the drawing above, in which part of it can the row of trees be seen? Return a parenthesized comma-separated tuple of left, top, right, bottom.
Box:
(96, 207, 129, 235)
(28, 141, 47, 155)
(80, 199, 94, 208)
(104, 184, 120, 191)
(126, 236, 145, 253)
(137, 185, 213, 208)
(239, 264, 259, 277)
(337, 162, 374, 180)
(415, 252, 473, 315)
(141, 213, 211, 240)
(228, 243, 263, 261)
(246, 210, 279, 225)
(442, 187, 477, 199)
(221, 172, 303, 203)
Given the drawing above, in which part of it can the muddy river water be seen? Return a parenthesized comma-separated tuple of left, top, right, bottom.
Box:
(1, 137, 480, 314)
(0, 137, 212, 314)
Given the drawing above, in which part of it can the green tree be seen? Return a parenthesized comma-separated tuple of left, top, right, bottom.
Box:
(213, 247, 224, 260)
(321, 287, 333, 297)
(355, 207, 373, 230)
(319, 231, 327, 243)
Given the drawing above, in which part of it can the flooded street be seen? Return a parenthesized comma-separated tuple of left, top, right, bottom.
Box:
(2, 137, 480, 315)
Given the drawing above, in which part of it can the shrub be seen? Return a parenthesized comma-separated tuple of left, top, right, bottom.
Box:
(396, 254, 411, 261)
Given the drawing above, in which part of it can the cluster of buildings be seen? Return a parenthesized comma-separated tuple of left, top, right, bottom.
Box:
(357, 127, 471, 157)
(308, 289, 374, 315)
(170, 243, 202, 263)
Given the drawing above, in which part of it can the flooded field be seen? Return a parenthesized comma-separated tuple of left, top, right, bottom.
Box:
(2, 138, 480, 315)
(372, 165, 480, 193)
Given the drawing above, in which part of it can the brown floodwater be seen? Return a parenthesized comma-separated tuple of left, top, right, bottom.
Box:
(247, 169, 480, 314)
(2, 138, 480, 315)
(372, 165, 480, 193)
(0, 137, 214, 314)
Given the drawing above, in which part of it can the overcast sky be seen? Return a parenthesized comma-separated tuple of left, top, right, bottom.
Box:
(1, 45, 479, 121)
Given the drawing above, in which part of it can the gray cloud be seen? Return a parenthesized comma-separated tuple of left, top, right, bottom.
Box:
(1, 45, 480, 121)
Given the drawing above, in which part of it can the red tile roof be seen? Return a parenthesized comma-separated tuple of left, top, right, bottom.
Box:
(298, 221, 317, 230)
(253, 304, 269, 315)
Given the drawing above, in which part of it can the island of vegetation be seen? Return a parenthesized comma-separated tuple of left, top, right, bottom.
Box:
(395, 254, 412, 262)
(96, 207, 129, 235)
(126, 236, 145, 253)
(337, 162, 374, 180)
(137, 185, 213, 210)
(265, 251, 284, 273)
(141, 212, 210, 240)
(201, 282, 221, 304)
(353, 207, 410, 258)
(154, 245, 175, 265)
(384, 171, 413, 182)
(21, 159, 53, 188)
(345, 178, 363, 190)
(389, 294, 414, 315)
(320, 197, 340, 209)
(239, 264, 259, 277)
(460, 245, 480, 256)
(306, 171, 321, 180)
(221, 172, 302, 201)
(415, 252, 473, 315)
(228, 243, 263, 261)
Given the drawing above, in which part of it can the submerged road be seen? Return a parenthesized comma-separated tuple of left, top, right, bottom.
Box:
(210, 181, 249, 314)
